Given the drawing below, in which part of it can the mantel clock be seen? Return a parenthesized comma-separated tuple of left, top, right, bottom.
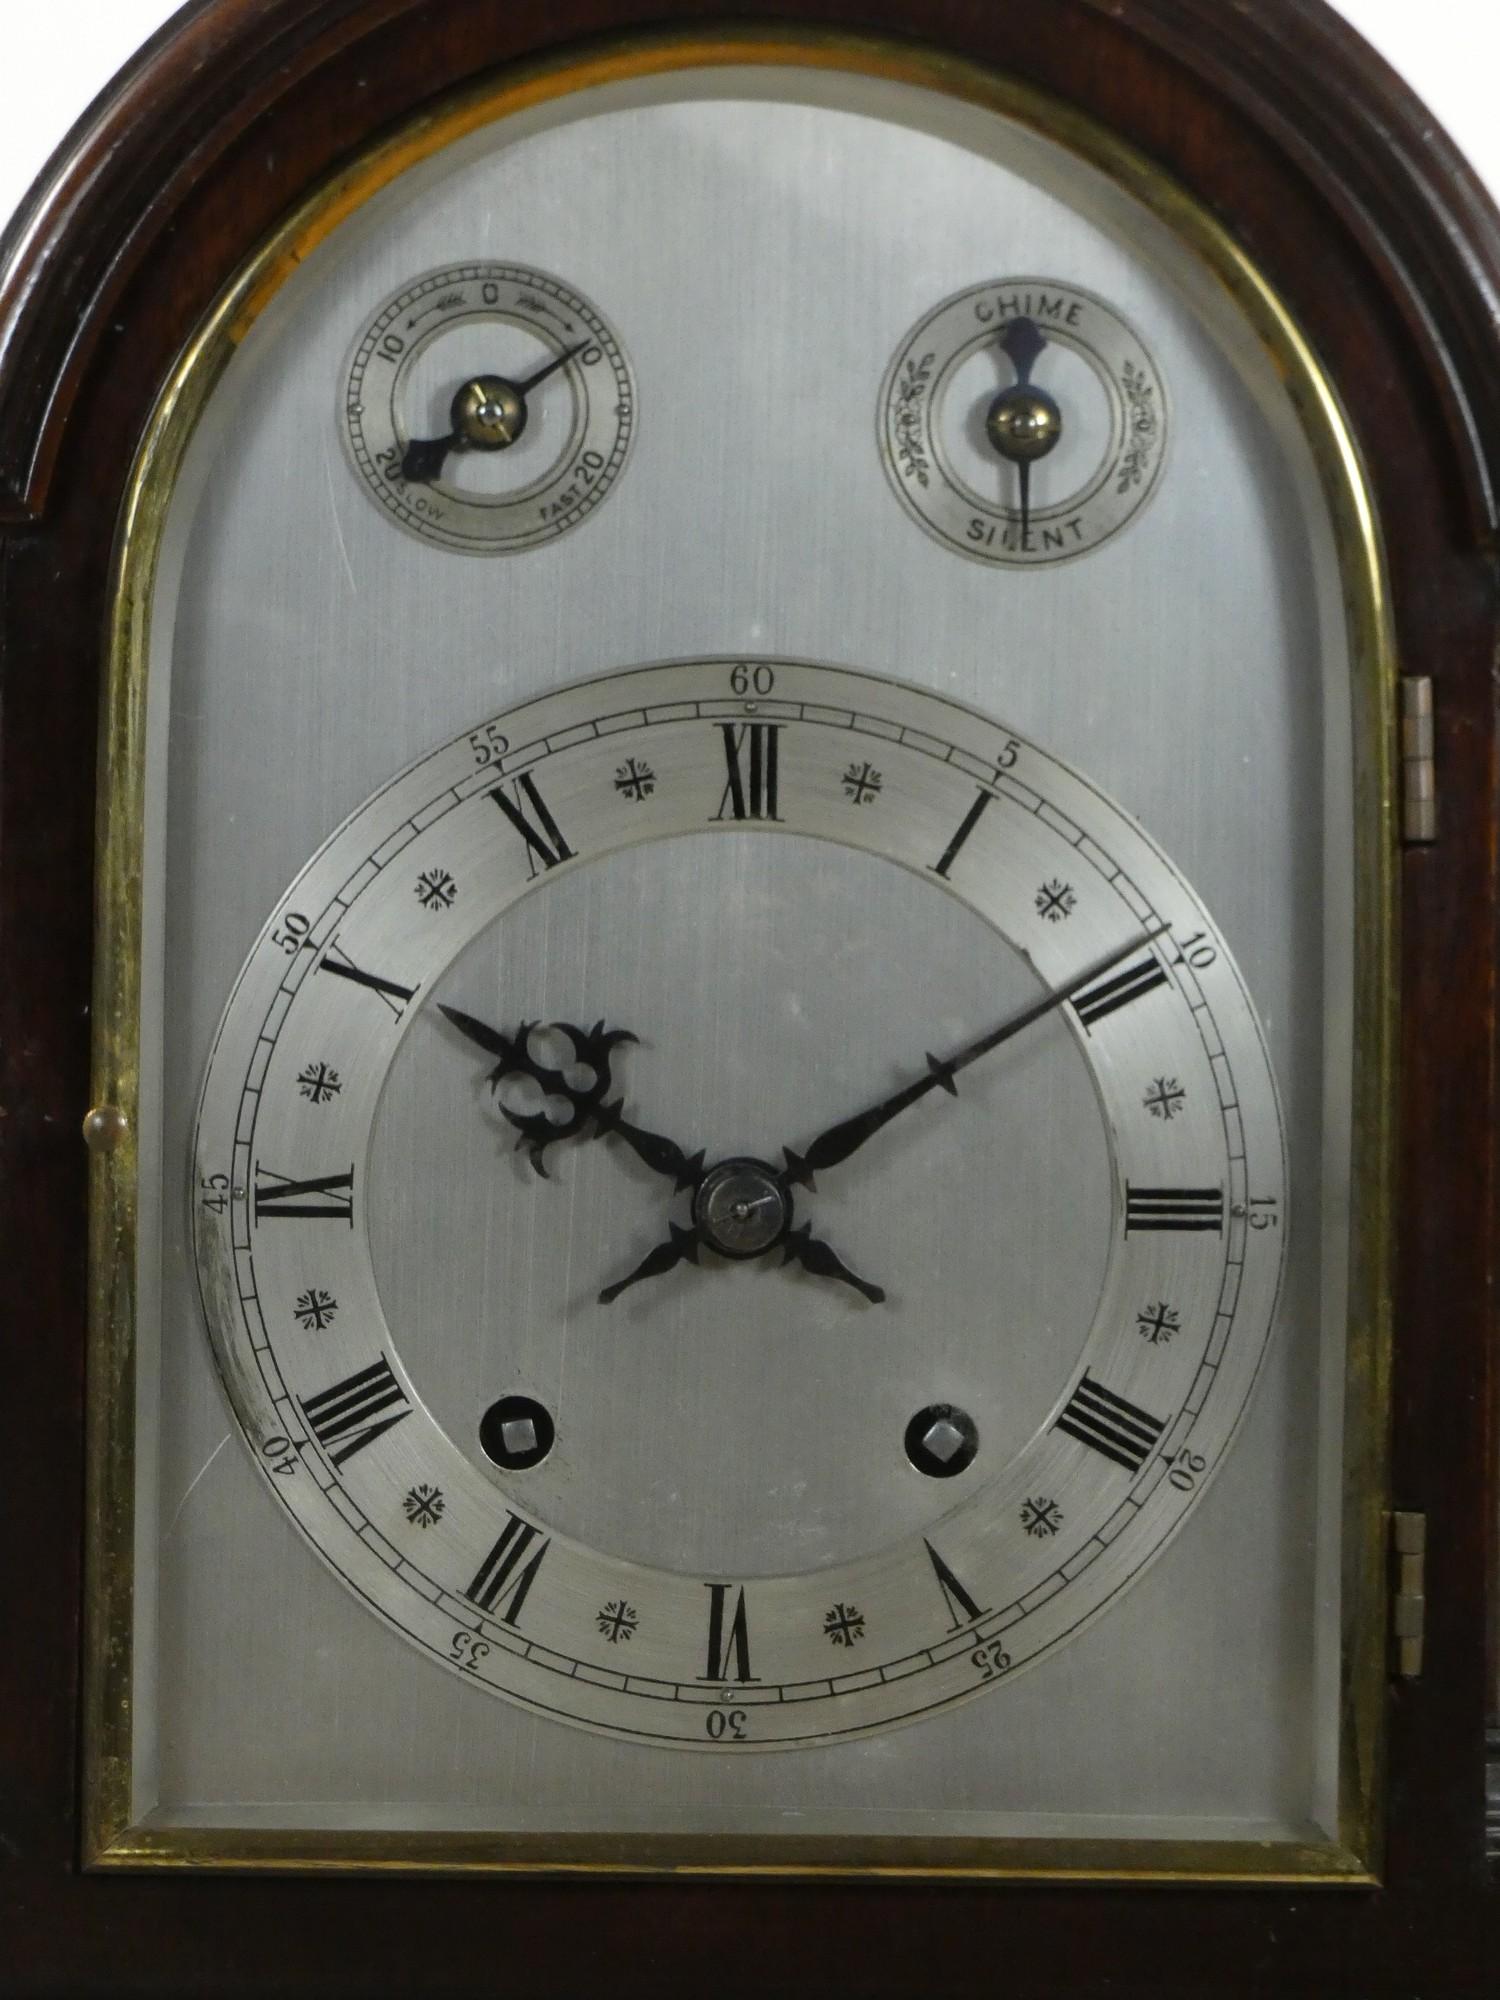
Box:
(1, 2, 1495, 1993)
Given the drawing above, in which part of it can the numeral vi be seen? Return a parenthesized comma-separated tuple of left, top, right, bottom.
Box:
(700, 1583, 756, 1682)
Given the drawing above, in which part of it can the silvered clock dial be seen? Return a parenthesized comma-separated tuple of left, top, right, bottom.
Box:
(192, 659, 1284, 1745)
(70, 25, 1406, 1888)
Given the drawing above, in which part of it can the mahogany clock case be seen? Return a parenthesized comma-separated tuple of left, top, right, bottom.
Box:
(0, 0, 1495, 1994)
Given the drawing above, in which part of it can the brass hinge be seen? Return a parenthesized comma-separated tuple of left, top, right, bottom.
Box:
(1390, 1511, 1426, 1678)
(1400, 676, 1437, 843)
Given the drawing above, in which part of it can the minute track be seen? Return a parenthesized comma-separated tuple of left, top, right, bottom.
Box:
(192, 656, 1286, 1748)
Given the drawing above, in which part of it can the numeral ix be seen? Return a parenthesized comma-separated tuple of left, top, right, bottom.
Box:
(254, 1164, 355, 1225)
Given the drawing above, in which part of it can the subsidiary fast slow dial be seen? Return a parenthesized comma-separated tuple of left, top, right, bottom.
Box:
(342, 262, 634, 553)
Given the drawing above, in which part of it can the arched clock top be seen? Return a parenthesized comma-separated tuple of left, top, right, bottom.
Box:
(0, 0, 1499, 539)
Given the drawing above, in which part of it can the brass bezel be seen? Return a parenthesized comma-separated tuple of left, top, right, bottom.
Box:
(83, 27, 1397, 1884)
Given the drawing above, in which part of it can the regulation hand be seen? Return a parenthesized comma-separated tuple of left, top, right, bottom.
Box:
(402, 341, 589, 482)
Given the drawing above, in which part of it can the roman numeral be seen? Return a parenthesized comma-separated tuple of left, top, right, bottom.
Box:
(466, 1513, 550, 1624)
(700, 1583, 756, 1681)
(713, 723, 781, 822)
(923, 1539, 987, 1630)
(1070, 951, 1168, 1029)
(1053, 1372, 1165, 1472)
(931, 789, 993, 879)
(300, 1354, 410, 1466)
(491, 772, 574, 875)
(253, 1164, 355, 1224)
(317, 943, 417, 1018)
(1124, 1183, 1225, 1234)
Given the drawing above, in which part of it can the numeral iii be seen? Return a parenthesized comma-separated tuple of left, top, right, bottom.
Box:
(1124, 1184, 1225, 1234)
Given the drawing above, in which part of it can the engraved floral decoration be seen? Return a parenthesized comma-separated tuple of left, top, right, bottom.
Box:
(402, 1483, 445, 1529)
(597, 1600, 639, 1644)
(613, 758, 655, 802)
(893, 351, 937, 487)
(1143, 1076, 1187, 1121)
(415, 867, 457, 910)
(823, 1602, 866, 1648)
(1136, 1302, 1181, 1346)
(841, 761, 883, 805)
(295, 1061, 341, 1105)
(1020, 1496, 1064, 1538)
(1115, 359, 1161, 494)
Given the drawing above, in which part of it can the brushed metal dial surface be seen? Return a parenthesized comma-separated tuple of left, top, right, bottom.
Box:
(133, 63, 1352, 1835)
(191, 660, 1284, 1748)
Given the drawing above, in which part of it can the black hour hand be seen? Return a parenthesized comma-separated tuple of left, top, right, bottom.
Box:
(592, 1098, 706, 1191)
(439, 1006, 636, 1176)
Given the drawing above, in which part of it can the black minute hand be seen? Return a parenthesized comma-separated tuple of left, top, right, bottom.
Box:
(782, 926, 1168, 1190)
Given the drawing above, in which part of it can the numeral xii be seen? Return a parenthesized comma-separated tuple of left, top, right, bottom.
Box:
(714, 723, 781, 822)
